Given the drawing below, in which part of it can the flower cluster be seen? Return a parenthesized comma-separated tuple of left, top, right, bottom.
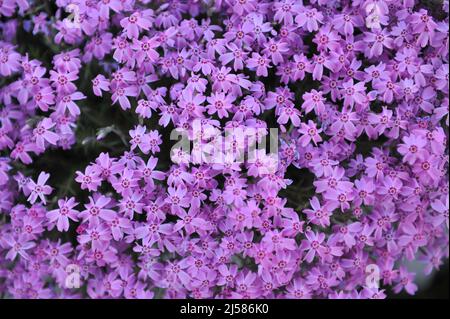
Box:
(0, 0, 448, 299)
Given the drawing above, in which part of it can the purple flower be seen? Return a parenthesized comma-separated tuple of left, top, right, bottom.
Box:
(301, 231, 325, 263)
(33, 118, 59, 150)
(393, 267, 418, 295)
(3, 234, 35, 261)
(79, 195, 116, 226)
(47, 197, 79, 232)
(247, 53, 271, 77)
(120, 12, 152, 39)
(0, 0, 447, 300)
(298, 120, 323, 147)
(27, 171, 52, 205)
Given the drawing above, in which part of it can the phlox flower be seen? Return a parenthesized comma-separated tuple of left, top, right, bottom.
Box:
(0, 0, 448, 300)
(247, 53, 271, 77)
(301, 231, 325, 263)
(27, 171, 52, 205)
(206, 92, 235, 119)
(33, 118, 59, 150)
(303, 196, 332, 227)
(111, 168, 139, 196)
(298, 120, 323, 147)
(49, 70, 78, 94)
(79, 195, 116, 226)
(75, 165, 102, 192)
(295, 7, 323, 32)
(398, 134, 428, 165)
(111, 85, 138, 110)
(3, 234, 35, 261)
(47, 197, 79, 232)
(92, 74, 110, 97)
(120, 12, 152, 39)
(56, 91, 85, 116)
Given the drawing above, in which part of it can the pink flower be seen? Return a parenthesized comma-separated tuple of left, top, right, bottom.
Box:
(313, 25, 341, 52)
(0, 45, 21, 76)
(75, 165, 102, 192)
(119, 193, 144, 219)
(137, 156, 165, 188)
(33, 86, 55, 112)
(273, 0, 302, 25)
(265, 86, 294, 110)
(329, 111, 359, 140)
(27, 171, 52, 205)
(112, 168, 139, 196)
(363, 29, 393, 58)
(178, 88, 205, 118)
(3, 234, 35, 261)
(393, 267, 418, 295)
(364, 156, 386, 180)
(135, 99, 156, 119)
(33, 118, 60, 150)
(285, 278, 312, 299)
(49, 70, 78, 94)
(53, 49, 81, 73)
(415, 86, 436, 113)
(341, 79, 366, 108)
(303, 196, 332, 227)
(78, 222, 112, 249)
(323, 187, 355, 212)
(302, 90, 325, 115)
(165, 186, 190, 215)
(102, 213, 132, 242)
(131, 36, 160, 65)
(92, 74, 110, 97)
(353, 177, 376, 206)
(292, 54, 312, 81)
(412, 155, 441, 186)
(231, 0, 256, 16)
(377, 176, 403, 200)
(410, 9, 438, 47)
(185, 74, 208, 94)
(79, 195, 116, 226)
(295, 7, 323, 32)
(220, 43, 248, 71)
(47, 197, 79, 232)
(212, 66, 234, 93)
(56, 91, 86, 116)
(277, 105, 301, 127)
(147, 130, 162, 153)
(337, 222, 363, 248)
(262, 39, 289, 65)
(247, 53, 271, 77)
(298, 120, 323, 147)
(99, 0, 122, 18)
(129, 125, 150, 154)
(111, 85, 138, 110)
(206, 92, 235, 119)
(84, 33, 113, 61)
(134, 219, 172, 244)
(301, 231, 325, 263)
(398, 134, 427, 165)
(173, 207, 210, 235)
(120, 12, 152, 39)
(430, 197, 449, 228)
